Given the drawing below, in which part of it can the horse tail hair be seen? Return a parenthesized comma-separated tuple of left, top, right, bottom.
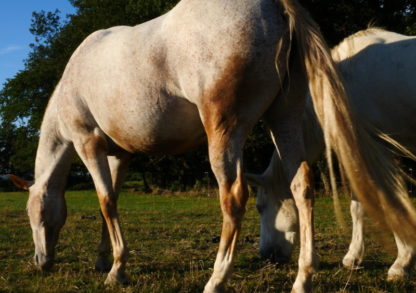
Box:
(279, 0, 416, 245)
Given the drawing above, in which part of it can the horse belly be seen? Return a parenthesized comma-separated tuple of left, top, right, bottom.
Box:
(101, 96, 206, 155)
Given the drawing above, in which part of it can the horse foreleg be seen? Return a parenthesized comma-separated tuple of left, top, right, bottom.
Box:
(203, 128, 249, 293)
(342, 196, 365, 269)
(290, 162, 317, 293)
(74, 131, 129, 285)
(95, 154, 131, 273)
(387, 234, 416, 281)
(95, 213, 112, 272)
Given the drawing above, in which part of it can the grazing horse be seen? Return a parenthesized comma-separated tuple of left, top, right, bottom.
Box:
(8, 1, 416, 291)
(247, 28, 416, 281)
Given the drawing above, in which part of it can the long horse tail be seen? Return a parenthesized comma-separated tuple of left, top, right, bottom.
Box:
(279, 0, 416, 245)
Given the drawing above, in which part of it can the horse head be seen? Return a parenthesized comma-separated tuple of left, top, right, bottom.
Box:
(246, 167, 298, 264)
(8, 174, 66, 271)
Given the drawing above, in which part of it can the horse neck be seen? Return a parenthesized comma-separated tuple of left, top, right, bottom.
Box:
(33, 102, 73, 192)
(265, 100, 324, 187)
(265, 151, 285, 181)
(302, 97, 325, 164)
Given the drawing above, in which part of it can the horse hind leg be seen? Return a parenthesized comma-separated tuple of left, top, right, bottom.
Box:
(387, 234, 416, 281)
(95, 152, 131, 273)
(73, 129, 129, 285)
(290, 161, 317, 293)
(342, 197, 416, 279)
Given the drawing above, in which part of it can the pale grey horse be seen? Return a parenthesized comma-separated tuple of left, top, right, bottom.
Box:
(9, 2, 416, 292)
(247, 28, 416, 281)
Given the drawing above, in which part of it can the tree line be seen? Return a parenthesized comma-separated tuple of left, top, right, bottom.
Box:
(0, 0, 415, 191)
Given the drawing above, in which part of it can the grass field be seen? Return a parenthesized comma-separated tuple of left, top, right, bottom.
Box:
(0, 190, 415, 292)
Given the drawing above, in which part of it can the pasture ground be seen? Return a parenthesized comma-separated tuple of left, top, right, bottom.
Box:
(0, 190, 415, 292)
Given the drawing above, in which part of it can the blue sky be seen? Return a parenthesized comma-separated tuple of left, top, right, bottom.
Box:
(0, 1, 76, 89)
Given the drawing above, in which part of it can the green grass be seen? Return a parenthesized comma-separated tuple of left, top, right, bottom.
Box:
(0, 191, 415, 292)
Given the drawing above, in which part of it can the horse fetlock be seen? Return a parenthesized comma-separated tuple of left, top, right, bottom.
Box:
(291, 272, 313, 293)
(104, 269, 129, 285)
(342, 253, 363, 270)
(387, 264, 409, 281)
(112, 248, 129, 266)
(203, 280, 226, 293)
(298, 253, 319, 274)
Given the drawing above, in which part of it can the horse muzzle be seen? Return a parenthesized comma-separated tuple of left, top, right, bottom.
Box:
(260, 247, 291, 264)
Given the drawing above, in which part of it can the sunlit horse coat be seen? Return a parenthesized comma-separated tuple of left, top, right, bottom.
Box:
(248, 28, 416, 281)
(9, 2, 416, 293)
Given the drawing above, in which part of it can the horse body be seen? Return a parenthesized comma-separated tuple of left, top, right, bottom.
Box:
(338, 31, 416, 149)
(249, 28, 416, 279)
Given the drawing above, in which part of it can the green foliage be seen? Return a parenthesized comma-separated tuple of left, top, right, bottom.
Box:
(300, 0, 416, 45)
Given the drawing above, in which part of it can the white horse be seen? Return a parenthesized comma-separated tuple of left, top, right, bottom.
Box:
(247, 28, 416, 280)
(8, 1, 416, 291)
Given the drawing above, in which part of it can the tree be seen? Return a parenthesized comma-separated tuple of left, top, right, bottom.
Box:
(0, 0, 178, 179)
(300, 0, 416, 45)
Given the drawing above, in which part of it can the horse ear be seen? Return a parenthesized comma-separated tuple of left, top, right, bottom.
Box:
(245, 173, 264, 187)
(7, 174, 33, 191)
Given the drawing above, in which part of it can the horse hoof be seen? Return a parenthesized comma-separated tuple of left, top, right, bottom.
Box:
(104, 271, 130, 285)
(203, 282, 225, 293)
(95, 257, 112, 272)
(387, 267, 407, 281)
(290, 284, 312, 293)
(291, 270, 313, 293)
(203, 289, 224, 293)
(342, 256, 362, 270)
(290, 284, 310, 293)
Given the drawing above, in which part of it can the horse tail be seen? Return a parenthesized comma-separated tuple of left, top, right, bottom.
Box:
(279, 0, 416, 245)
